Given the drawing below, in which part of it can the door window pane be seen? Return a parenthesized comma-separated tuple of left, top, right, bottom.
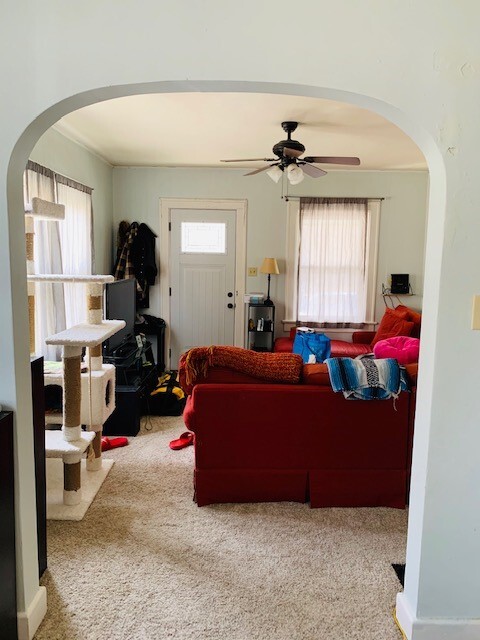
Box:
(181, 222, 226, 254)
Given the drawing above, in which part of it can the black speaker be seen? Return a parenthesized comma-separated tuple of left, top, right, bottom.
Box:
(391, 274, 410, 294)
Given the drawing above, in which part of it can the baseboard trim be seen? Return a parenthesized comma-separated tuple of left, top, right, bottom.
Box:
(396, 592, 480, 639)
(17, 585, 47, 640)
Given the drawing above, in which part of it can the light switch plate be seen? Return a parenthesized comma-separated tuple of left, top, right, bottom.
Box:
(472, 295, 480, 330)
(248, 267, 257, 277)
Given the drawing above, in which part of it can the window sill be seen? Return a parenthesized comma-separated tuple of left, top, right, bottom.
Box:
(282, 319, 377, 328)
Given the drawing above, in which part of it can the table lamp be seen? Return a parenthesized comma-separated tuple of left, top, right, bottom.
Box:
(260, 258, 280, 306)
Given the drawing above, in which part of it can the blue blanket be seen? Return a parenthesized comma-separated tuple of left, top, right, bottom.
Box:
(325, 355, 409, 400)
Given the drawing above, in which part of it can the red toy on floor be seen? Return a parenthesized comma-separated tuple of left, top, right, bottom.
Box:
(101, 436, 128, 451)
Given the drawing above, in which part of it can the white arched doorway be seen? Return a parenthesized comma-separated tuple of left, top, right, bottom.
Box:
(7, 80, 445, 639)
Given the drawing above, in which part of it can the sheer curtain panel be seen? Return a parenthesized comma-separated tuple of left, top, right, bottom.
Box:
(23, 162, 94, 357)
(24, 163, 65, 360)
(56, 177, 93, 327)
(298, 198, 368, 326)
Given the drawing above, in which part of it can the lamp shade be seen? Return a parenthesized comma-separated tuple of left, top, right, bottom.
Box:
(286, 164, 304, 185)
(266, 166, 283, 183)
(260, 257, 280, 275)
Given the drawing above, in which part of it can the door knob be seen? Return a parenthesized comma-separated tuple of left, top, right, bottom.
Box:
(227, 303, 234, 309)
(227, 292, 233, 298)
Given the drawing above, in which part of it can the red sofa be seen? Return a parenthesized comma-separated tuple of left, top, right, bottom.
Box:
(180, 358, 417, 509)
(274, 305, 422, 357)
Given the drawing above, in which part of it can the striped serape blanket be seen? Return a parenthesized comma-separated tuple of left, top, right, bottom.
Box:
(325, 355, 408, 400)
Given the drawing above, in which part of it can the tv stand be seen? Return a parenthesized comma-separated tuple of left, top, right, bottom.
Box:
(103, 341, 157, 436)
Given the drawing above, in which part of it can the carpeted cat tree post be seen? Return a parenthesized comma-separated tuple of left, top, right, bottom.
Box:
(85, 279, 108, 471)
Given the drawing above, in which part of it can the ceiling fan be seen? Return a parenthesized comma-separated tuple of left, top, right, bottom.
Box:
(221, 121, 360, 185)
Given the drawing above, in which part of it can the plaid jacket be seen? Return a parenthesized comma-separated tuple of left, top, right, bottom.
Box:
(114, 222, 138, 281)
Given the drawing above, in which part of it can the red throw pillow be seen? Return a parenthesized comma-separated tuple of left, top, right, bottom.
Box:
(395, 305, 422, 338)
(372, 308, 415, 346)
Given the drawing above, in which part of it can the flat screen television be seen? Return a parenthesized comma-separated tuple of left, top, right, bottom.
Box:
(104, 278, 136, 353)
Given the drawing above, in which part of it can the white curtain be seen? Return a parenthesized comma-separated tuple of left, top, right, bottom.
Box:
(298, 198, 368, 325)
(56, 179, 93, 327)
(24, 164, 66, 360)
(23, 163, 94, 358)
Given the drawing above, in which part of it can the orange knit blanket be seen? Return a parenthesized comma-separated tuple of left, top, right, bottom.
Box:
(184, 346, 303, 386)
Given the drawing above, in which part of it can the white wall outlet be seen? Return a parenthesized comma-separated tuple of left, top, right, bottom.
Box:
(472, 295, 480, 330)
(248, 267, 257, 277)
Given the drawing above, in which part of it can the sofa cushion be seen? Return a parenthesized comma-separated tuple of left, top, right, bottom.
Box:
(405, 362, 418, 385)
(274, 336, 295, 353)
(395, 305, 422, 338)
(373, 336, 420, 365)
(371, 308, 414, 346)
(330, 340, 372, 358)
(302, 363, 330, 386)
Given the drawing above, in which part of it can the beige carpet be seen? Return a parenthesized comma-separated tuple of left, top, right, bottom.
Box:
(35, 416, 406, 640)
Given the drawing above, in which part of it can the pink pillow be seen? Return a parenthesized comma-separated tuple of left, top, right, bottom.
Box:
(373, 335, 420, 365)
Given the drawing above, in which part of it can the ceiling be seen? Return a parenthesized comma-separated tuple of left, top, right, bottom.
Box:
(54, 93, 427, 171)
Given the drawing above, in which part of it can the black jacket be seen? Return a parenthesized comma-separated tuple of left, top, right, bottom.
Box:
(130, 223, 158, 305)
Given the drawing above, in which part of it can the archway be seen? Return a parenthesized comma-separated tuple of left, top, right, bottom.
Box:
(7, 80, 445, 638)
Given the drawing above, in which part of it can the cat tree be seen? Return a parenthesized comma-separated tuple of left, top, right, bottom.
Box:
(25, 198, 125, 516)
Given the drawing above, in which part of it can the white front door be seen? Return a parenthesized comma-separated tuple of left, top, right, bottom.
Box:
(170, 209, 236, 366)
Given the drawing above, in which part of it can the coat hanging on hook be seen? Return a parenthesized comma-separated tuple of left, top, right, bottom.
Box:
(114, 221, 158, 308)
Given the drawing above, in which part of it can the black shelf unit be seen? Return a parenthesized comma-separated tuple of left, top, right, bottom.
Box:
(247, 302, 275, 352)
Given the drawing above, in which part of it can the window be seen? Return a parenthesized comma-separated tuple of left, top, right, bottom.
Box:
(285, 197, 380, 327)
(23, 161, 93, 358)
(181, 221, 226, 254)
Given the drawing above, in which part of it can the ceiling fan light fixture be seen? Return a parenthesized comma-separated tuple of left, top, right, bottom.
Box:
(221, 122, 361, 182)
(266, 165, 283, 183)
(286, 163, 304, 185)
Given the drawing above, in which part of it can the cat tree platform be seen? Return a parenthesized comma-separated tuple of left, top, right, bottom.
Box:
(27, 274, 114, 284)
(45, 320, 125, 347)
(25, 197, 65, 220)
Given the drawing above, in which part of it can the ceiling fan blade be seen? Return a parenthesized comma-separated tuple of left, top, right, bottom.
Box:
(303, 156, 361, 165)
(283, 148, 303, 159)
(244, 165, 277, 176)
(221, 158, 276, 162)
(300, 163, 327, 178)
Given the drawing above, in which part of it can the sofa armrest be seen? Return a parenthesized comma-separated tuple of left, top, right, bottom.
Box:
(352, 331, 376, 344)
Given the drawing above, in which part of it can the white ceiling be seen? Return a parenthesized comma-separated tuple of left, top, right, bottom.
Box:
(54, 93, 427, 171)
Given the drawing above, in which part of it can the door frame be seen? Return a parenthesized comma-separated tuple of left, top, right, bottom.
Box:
(160, 197, 247, 369)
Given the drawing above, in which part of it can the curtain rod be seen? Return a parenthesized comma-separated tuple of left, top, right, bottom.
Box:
(282, 195, 385, 202)
(27, 160, 93, 194)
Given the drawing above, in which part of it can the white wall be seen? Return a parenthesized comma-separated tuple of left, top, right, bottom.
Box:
(2, 2, 480, 639)
(30, 128, 114, 274)
(113, 166, 428, 334)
